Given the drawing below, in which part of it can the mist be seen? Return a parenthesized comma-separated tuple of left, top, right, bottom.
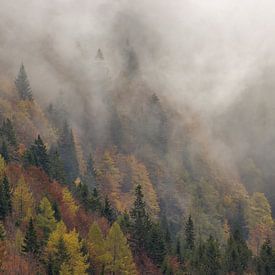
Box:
(1, 0, 275, 210)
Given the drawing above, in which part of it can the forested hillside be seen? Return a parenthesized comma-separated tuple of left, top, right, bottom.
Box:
(0, 56, 273, 275)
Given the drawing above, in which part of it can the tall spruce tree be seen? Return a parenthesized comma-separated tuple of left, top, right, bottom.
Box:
(185, 215, 195, 250)
(49, 149, 66, 184)
(1, 119, 17, 147)
(0, 175, 12, 220)
(256, 239, 275, 275)
(22, 218, 39, 255)
(0, 141, 9, 163)
(58, 121, 79, 183)
(224, 229, 252, 274)
(102, 196, 116, 223)
(15, 64, 33, 101)
(130, 184, 151, 250)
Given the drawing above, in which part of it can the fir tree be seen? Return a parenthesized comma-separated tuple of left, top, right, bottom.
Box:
(58, 121, 79, 183)
(89, 188, 102, 212)
(22, 218, 39, 255)
(1, 118, 17, 147)
(102, 196, 116, 223)
(15, 64, 33, 101)
(77, 182, 89, 209)
(0, 175, 12, 220)
(130, 184, 151, 250)
(49, 149, 66, 184)
(256, 239, 275, 275)
(0, 141, 9, 163)
(146, 223, 166, 266)
(33, 135, 50, 174)
(52, 201, 61, 221)
(2, 175, 12, 215)
(224, 229, 252, 274)
(185, 215, 195, 250)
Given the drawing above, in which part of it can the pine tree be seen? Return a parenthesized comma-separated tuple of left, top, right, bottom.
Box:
(185, 215, 195, 250)
(34, 135, 50, 174)
(146, 223, 166, 266)
(76, 182, 89, 209)
(256, 239, 275, 275)
(0, 175, 12, 220)
(0, 141, 9, 163)
(89, 188, 102, 212)
(84, 153, 96, 187)
(15, 64, 33, 101)
(52, 201, 61, 221)
(105, 222, 137, 274)
(1, 118, 17, 147)
(203, 235, 221, 275)
(2, 175, 12, 214)
(224, 229, 252, 274)
(130, 184, 151, 250)
(49, 149, 66, 184)
(58, 121, 79, 183)
(22, 218, 39, 255)
(102, 196, 116, 223)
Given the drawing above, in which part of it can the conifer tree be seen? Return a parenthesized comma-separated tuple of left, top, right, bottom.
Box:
(2, 175, 12, 215)
(146, 223, 166, 266)
(224, 229, 252, 274)
(34, 135, 50, 174)
(105, 222, 137, 274)
(15, 64, 33, 101)
(256, 239, 275, 275)
(1, 118, 17, 148)
(22, 218, 39, 255)
(130, 184, 151, 250)
(52, 201, 61, 221)
(85, 153, 96, 187)
(58, 121, 79, 183)
(102, 196, 116, 223)
(0, 142, 9, 163)
(185, 215, 195, 250)
(76, 182, 89, 209)
(89, 187, 102, 212)
(49, 149, 66, 184)
(0, 175, 12, 220)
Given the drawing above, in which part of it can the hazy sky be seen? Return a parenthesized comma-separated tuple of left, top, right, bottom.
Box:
(1, 0, 275, 117)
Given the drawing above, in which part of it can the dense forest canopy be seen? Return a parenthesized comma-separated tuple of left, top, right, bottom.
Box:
(0, 0, 274, 274)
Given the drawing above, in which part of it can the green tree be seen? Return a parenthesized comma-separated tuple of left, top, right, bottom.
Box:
(15, 64, 33, 101)
(88, 188, 102, 212)
(185, 215, 195, 250)
(22, 218, 39, 255)
(0, 142, 9, 163)
(58, 121, 79, 183)
(49, 149, 66, 184)
(36, 197, 57, 241)
(105, 222, 137, 274)
(102, 196, 116, 223)
(256, 239, 275, 275)
(1, 118, 17, 147)
(0, 175, 12, 220)
(146, 223, 166, 266)
(130, 184, 151, 250)
(224, 229, 252, 274)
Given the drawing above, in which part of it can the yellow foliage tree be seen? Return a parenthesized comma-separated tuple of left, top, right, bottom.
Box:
(105, 222, 137, 275)
(62, 188, 79, 217)
(12, 176, 34, 223)
(46, 221, 89, 274)
(87, 222, 110, 274)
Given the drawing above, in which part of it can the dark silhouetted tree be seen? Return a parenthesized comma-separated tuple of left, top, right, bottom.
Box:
(15, 64, 33, 101)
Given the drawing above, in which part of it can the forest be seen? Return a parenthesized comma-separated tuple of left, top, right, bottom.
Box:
(0, 0, 275, 274)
